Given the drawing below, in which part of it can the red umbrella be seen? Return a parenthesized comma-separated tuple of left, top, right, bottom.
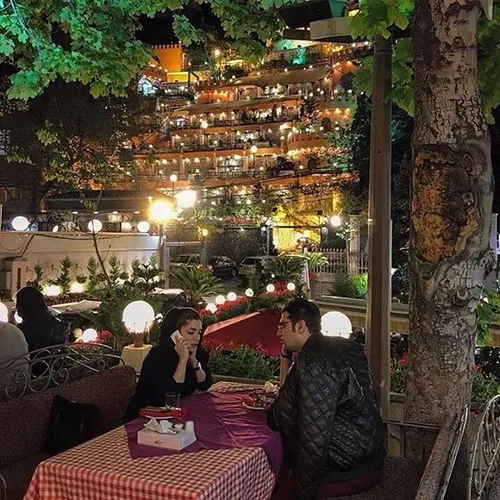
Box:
(203, 309, 282, 357)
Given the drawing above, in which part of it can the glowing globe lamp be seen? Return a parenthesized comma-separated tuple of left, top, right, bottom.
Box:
(321, 311, 352, 338)
(12, 216, 29, 231)
(82, 328, 98, 343)
(137, 221, 150, 233)
(0, 303, 8, 322)
(122, 301, 155, 334)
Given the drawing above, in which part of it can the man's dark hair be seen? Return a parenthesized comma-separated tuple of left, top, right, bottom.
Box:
(283, 298, 322, 335)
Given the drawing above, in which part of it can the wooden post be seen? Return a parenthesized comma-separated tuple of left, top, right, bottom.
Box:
(365, 36, 392, 420)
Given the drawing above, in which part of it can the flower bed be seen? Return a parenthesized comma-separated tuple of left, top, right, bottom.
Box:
(390, 351, 500, 406)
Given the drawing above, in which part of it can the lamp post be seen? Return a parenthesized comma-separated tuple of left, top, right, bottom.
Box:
(150, 199, 175, 286)
(169, 173, 178, 196)
(201, 120, 208, 148)
(250, 144, 258, 172)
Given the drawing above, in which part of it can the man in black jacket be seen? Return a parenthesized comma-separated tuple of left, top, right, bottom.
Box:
(268, 298, 385, 499)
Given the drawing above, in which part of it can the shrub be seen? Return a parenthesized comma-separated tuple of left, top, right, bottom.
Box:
(330, 273, 368, 299)
(170, 265, 224, 307)
(208, 346, 277, 380)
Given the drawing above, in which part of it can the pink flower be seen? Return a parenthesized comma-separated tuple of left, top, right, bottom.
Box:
(398, 352, 408, 368)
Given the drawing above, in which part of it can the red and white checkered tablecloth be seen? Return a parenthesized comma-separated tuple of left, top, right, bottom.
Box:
(23, 382, 277, 500)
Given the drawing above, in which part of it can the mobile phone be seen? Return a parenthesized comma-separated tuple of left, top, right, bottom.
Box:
(171, 330, 182, 343)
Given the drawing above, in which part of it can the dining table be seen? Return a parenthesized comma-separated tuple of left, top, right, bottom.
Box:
(23, 381, 282, 500)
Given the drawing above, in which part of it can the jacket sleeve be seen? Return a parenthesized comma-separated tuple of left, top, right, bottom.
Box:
(293, 361, 341, 500)
(196, 348, 213, 391)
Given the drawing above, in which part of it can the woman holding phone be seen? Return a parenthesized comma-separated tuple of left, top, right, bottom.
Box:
(126, 307, 212, 420)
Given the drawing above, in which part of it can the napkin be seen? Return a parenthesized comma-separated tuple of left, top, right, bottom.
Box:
(139, 407, 188, 419)
(144, 418, 175, 434)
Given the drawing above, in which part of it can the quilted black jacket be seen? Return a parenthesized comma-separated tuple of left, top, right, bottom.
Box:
(268, 334, 386, 500)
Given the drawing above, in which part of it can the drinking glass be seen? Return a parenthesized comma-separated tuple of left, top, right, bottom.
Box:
(165, 392, 181, 411)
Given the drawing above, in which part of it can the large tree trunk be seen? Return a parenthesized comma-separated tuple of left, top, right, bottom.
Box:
(405, 0, 494, 467)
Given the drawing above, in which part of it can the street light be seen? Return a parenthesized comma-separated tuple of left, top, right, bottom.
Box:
(150, 200, 175, 222)
(170, 173, 178, 196)
(330, 215, 342, 227)
(150, 199, 175, 285)
(250, 144, 258, 171)
(201, 120, 209, 147)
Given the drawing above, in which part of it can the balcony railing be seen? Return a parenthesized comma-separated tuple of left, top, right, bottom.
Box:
(135, 140, 282, 155)
(170, 114, 300, 131)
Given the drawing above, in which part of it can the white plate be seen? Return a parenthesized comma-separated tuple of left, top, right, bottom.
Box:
(242, 402, 267, 411)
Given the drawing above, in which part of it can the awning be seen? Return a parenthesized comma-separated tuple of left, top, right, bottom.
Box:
(203, 309, 281, 356)
(171, 95, 302, 117)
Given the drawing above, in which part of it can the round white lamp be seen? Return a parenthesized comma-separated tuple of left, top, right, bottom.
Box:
(137, 221, 150, 233)
(227, 292, 237, 301)
(176, 190, 197, 209)
(287, 283, 296, 292)
(87, 219, 102, 233)
(206, 303, 217, 313)
(81, 328, 98, 343)
(121, 222, 132, 232)
(122, 301, 155, 335)
(0, 303, 8, 322)
(321, 311, 352, 338)
(330, 215, 342, 227)
(245, 288, 254, 298)
(215, 295, 226, 306)
(70, 282, 84, 294)
(44, 285, 62, 297)
(12, 216, 29, 231)
(266, 284, 276, 293)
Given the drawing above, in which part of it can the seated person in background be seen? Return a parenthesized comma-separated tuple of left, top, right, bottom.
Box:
(16, 287, 69, 352)
(126, 307, 212, 420)
(0, 321, 29, 390)
(268, 298, 386, 500)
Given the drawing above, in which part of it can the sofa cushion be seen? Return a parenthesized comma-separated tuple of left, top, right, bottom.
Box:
(1, 452, 50, 500)
(0, 365, 136, 469)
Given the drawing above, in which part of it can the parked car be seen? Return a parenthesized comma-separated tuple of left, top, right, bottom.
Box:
(170, 254, 213, 273)
(171, 254, 201, 267)
(209, 256, 239, 278)
(239, 256, 273, 282)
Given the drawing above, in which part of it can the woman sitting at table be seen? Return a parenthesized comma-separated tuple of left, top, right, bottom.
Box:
(126, 307, 212, 420)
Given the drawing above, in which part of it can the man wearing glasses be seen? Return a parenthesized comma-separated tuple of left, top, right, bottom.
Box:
(268, 298, 385, 499)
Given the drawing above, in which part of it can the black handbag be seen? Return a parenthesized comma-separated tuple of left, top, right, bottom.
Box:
(44, 395, 105, 454)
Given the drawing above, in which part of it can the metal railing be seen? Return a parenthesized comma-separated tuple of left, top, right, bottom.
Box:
(170, 115, 300, 131)
(468, 395, 500, 499)
(0, 343, 122, 401)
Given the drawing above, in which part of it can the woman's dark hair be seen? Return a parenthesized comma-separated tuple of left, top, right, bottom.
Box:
(159, 307, 201, 346)
(283, 298, 322, 335)
(16, 286, 48, 319)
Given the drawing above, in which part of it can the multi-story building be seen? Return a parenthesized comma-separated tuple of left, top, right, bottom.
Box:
(132, 40, 365, 249)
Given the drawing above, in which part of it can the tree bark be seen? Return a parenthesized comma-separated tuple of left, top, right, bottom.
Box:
(405, 0, 494, 468)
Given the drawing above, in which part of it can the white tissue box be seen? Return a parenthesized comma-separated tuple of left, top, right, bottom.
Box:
(137, 428, 197, 450)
